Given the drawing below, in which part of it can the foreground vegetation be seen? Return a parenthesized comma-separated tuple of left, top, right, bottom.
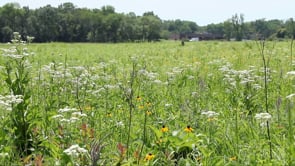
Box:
(0, 35, 295, 165)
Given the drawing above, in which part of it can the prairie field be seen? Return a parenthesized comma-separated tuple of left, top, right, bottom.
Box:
(0, 39, 295, 165)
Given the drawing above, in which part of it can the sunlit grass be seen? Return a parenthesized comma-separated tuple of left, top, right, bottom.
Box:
(0, 40, 294, 165)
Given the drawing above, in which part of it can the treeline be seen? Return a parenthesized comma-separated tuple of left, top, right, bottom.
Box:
(0, 2, 294, 42)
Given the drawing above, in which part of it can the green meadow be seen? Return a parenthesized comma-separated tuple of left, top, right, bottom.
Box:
(0, 38, 295, 165)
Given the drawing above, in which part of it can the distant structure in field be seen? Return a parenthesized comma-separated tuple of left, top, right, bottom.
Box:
(170, 32, 224, 41)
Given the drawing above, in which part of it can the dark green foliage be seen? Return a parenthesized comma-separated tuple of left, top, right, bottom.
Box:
(0, 3, 293, 42)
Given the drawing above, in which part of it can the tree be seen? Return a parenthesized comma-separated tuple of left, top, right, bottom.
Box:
(231, 13, 244, 41)
(0, 3, 24, 42)
(35, 5, 59, 42)
(206, 23, 224, 36)
(140, 12, 162, 41)
(286, 18, 295, 39)
(1, 26, 13, 42)
(286, 18, 295, 62)
(224, 20, 233, 41)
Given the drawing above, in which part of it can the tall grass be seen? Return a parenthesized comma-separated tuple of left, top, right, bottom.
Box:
(0, 39, 294, 165)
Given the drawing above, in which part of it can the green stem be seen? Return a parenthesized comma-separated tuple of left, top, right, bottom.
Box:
(258, 40, 272, 159)
(138, 112, 147, 164)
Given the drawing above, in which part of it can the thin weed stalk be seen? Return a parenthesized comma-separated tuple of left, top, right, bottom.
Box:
(256, 39, 272, 159)
(138, 110, 148, 164)
(120, 59, 137, 160)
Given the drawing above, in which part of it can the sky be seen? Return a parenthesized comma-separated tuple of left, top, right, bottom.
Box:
(0, 0, 294, 26)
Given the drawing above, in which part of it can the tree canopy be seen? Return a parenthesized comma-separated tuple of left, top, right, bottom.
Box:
(0, 2, 294, 42)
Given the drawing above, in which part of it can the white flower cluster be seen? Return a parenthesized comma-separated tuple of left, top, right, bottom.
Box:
(52, 107, 87, 123)
(58, 106, 78, 113)
(219, 62, 262, 89)
(255, 112, 271, 121)
(0, 94, 23, 111)
(64, 144, 88, 157)
(138, 69, 161, 84)
(1, 47, 27, 59)
(255, 112, 272, 127)
(0, 152, 8, 157)
(201, 110, 219, 118)
(286, 71, 295, 76)
(42, 62, 72, 79)
(286, 93, 295, 100)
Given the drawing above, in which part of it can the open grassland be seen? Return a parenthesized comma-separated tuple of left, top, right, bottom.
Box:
(0, 39, 295, 165)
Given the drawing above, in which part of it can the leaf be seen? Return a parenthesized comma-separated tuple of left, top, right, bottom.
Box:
(148, 125, 162, 139)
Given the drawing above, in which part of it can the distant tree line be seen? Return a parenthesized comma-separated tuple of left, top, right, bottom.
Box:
(0, 2, 294, 42)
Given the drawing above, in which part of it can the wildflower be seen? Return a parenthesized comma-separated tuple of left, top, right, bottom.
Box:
(286, 93, 295, 100)
(106, 112, 112, 117)
(58, 106, 77, 113)
(0, 94, 23, 111)
(207, 117, 217, 122)
(286, 71, 295, 76)
(153, 79, 162, 84)
(146, 110, 152, 115)
(144, 153, 155, 161)
(64, 144, 88, 157)
(72, 112, 87, 117)
(255, 112, 271, 121)
(161, 125, 169, 132)
(156, 137, 163, 144)
(70, 117, 79, 122)
(146, 102, 152, 107)
(201, 110, 219, 118)
(0, 152, 9, 157)
(255, 112, 272, 127)
(229, 156, 237, 161)
(184, 125, 193, 133)
(136, 96, 141, 101)
(164, 103, 172, 107)
(52, 114, 64, 119)
(84, 106, 92, 111)
(116, 121, 124, 127)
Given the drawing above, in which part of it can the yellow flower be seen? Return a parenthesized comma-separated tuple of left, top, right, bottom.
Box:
(184, 125, 193, 133)
(146, 110, 152, 115)
(229, 156, 237, 161)
(161, 125, 169, 132)
(156, 137, 163, 144)
(84, 106, 92, 111)
(144, 153, 155, 161)
(207, 117, 217, 122)
(106, 112, 112, 117)
(136, 96, 142, 101)
(146, 102, 152, 107)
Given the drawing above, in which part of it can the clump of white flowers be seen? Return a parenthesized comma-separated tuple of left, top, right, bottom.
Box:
(255, 112, 272, 127)
(53, 107, 87, 123)
(286, 93, 295, 100)
(201, 110, 219, 118)
(0, 94, 23, 111)
(255, 112, 272, 120)
(64, 144, 88, 157)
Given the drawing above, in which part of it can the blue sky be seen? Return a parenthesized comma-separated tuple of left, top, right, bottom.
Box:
(0, 0, 294, 25)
